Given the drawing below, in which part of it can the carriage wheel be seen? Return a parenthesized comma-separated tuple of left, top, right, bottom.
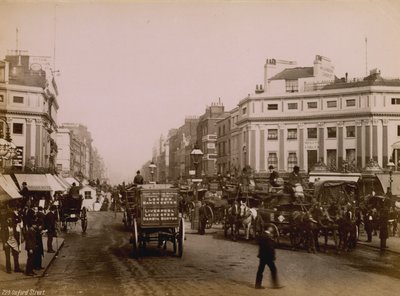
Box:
(205, 206, 214, 229)
(132, 218, 138, 258)
(81, 207, 88, 233)
(177, 217, 184, 257)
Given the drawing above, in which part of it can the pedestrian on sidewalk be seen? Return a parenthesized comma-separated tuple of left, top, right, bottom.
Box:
(25, 224, 37, 276)
(255, 227, 282, 289)
(44, 205, 57, 253)
(33, 208, 45, 270)
(0, 210, 23, 274)
(364, 209, 374, 242)
(379, 206, 389, 252)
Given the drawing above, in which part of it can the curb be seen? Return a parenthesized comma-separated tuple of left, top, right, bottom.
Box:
(41, 239, 65, 277)
(357, 241, 400, 254)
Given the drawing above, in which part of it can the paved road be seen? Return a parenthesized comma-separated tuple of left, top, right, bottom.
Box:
(2, 211, 400, 296)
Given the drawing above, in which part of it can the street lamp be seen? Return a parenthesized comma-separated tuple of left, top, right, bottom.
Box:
(149, 161, 156, 183)
(190, 144, 203, 231)
(387, 160, 395, 197)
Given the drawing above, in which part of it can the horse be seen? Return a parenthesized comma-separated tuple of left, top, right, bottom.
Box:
(224, 201, 241, 241)
(290, 209, 318, 253)
(238, 201, 257, 240)
(310, 204, 339, 253)
(336, 205, 358, 252)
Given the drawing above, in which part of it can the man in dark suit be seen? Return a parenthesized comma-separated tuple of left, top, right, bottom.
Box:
(255, 228, 282, 289)
(133, 171, 144, 185)
(198, 202, 207, 235)
(33, 207, 45, 270)
(0, 210, 23, 273)
(25, 224, 37, 276)
(44, 205, 57, 253)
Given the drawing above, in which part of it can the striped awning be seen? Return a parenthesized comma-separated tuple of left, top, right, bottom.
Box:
(14, 174, 52, 191)
(46, 174, 66, 192)
(0, 174, 22, 201)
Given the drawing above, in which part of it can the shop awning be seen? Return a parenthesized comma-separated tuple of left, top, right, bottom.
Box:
(64, 177, 80, 186)
(0, 174, 22, 201)
(46, 174, 66, 192)
(376, 173, 400, 196)
(53, 175, 71, 190)
(14, 174, 52, 191)
(309, 173, 361, 183)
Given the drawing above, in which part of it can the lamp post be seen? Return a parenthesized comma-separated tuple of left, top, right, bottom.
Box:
(387, 160, 395, 198)
(190, 144, 203, 230)
(149, 161, 156, 183)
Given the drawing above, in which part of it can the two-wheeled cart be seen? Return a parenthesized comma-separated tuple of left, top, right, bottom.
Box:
(129, 184, 185, 258)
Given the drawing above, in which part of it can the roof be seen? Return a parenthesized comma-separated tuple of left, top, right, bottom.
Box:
(323, 74, 400, 90)
(269, 67, 314, 81)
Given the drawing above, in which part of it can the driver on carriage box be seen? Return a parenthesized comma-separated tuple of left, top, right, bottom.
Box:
(268, 166, 280, 188)
(69, 183, 80, 199)
(288, 166, 303, 187)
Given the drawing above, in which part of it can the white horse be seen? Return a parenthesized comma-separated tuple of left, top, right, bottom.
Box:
(239, 201, 258, 240)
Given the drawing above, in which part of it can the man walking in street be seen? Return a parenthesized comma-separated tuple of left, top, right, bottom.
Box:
(198, 202, 207, 235)
(25, 224, 37, 276)
(255, 227, 282, 289)
(45, 205, 57, 253)
(0, 210, 23, 274)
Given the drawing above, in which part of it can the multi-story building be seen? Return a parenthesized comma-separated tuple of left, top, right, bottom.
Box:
(197, 101, 229, 177)
(236, 55, 400, 174)
(216, 113, 230, 175)
(0, 53, 59, 172)
(56, 123, 93, 180)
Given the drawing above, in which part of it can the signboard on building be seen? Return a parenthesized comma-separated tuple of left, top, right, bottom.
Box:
(12, 146, 23, 167)
(305, 141, 319, 150)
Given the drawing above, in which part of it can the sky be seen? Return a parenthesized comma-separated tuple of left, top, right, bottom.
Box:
(1, 0, 400, 184)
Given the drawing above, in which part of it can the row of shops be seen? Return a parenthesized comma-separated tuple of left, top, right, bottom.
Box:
(0, 173, 101, 211)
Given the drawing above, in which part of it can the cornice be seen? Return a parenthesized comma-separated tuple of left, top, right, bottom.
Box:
(0, 110, 57, 128)
(237, 112, 400, 124)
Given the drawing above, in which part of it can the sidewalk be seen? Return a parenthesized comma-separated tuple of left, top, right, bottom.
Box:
(0, 236, 64, 282)
(357, 231, 400, 254)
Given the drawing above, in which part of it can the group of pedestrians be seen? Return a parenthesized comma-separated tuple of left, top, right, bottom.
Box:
(0, 192, 58, 276)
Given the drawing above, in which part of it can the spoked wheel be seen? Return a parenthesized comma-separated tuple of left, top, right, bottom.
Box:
(81, 207, 88, 233)
(132, 218, 138, 258)
(177, 217, 184, 257)
(205, 205, 214, 229)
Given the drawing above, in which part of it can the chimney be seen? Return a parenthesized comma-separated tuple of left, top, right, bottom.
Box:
(345, 72, 348, 82)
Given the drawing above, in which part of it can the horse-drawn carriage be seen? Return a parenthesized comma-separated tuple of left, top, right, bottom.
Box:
(128, 184, 185, 258)
(58, 194, 88, 233)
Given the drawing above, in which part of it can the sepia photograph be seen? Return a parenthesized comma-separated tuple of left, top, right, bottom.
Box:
(0, 0, 400, 295)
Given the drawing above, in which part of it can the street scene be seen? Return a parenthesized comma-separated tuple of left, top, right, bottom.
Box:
(1, 1, 400, 296)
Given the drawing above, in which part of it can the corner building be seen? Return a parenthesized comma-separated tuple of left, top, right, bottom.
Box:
(237, 55, 400, 174)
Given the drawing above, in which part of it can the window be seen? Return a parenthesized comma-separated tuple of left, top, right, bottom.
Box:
(268, 153, 278, 168)
(286, 79, 298, 92)
(0, 94, 4, 102)
(346, 126, 356, 137)
(287, 128, 297, 140)
(13, 96, 24, 104)
(307, 128, 317, 139)
(84, 191, 92, 200)
(327, 127, 336, 138)
(287, 152, 298, 171)
(267, 129, 278, 140)
(327, 100, 337, 108)
(392, 98, 400, 105)
(307, 102, 318, 109)
(346, 99, 356, 107)
(268, 104, 278, 110)
(288, 103, 298, 110)
(56, 164, 62, 172)
(13, 123, 23, 134)
(242, 107, 247, 115)
(398, 125, 400, 137)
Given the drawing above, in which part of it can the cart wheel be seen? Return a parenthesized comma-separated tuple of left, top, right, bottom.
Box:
(132, 218, 138, 258)
(81, 207, 88, 233)
(177, 217, 184, 257)
(205, 205, 214, 229)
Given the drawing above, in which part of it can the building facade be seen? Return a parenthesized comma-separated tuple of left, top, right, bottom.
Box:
(235, 55, 400, 174)
(0, 53, 59, 172)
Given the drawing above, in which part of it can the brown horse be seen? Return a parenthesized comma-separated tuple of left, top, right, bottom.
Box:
(290, 210, 318, 253)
